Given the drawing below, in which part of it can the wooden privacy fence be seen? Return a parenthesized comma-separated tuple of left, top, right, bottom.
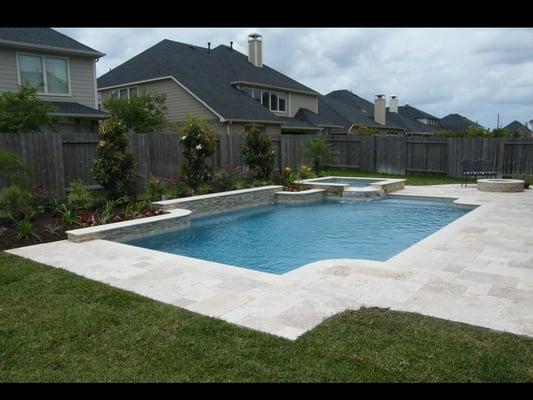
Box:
(1, 132, 533, 195)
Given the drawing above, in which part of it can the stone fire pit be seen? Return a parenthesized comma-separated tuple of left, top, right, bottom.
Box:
(477, 178, 524, 192)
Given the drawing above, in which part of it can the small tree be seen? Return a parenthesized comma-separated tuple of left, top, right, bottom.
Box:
(303, 137, 335, 174)
(180, 117, 216, 192)
(104, 92, 167, 133)
(92, 118, 137, 200)
(352, 125, 378, 136)
(241, 125, 275, 180)
(0, 83, 55, 133)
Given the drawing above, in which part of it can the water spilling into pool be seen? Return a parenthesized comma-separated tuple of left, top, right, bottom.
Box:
(122, 198, 470, 274)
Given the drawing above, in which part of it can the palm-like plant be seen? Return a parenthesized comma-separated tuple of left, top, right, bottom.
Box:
(303, 137, 335, 174)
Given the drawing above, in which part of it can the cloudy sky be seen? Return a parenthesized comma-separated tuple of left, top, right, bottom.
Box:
(57, 28, 533, 129)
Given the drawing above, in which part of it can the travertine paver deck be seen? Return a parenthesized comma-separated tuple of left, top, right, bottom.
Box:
(7, 184, 533, 340)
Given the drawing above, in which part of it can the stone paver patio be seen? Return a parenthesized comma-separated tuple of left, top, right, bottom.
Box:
(7, 184, 533, 340)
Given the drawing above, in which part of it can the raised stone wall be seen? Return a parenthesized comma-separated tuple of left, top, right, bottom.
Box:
(153, 186, 283, 217)
(477, 179, 524, 193)
(67, 209, 192, 243)
(275, 189, 326, 204)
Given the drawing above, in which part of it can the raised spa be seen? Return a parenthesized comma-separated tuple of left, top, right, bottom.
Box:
(121, 198, 471, 274)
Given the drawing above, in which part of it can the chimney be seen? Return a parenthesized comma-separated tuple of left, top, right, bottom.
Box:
(248, 33, 262, 67)
(390, 96, 398, 113)
(374, 94, 386, 125)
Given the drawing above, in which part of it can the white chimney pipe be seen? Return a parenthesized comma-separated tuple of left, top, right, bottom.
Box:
(390, 96, 398, 113)
(374, 94, 386, 125)
(248, 33, 262, 68)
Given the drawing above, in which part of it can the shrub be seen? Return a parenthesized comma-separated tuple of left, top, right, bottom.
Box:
(0, 151, 30, 187)
(281, 166, 299, 187)
(352, 125, 378, 136)
(303, 137, 335, 174)
(67, 180, 94, 210)
(57, 205, 76, 225)
(211, 166, 242, 192)
(144, 176, 189, 201)
(16, 218, 41, 242)
(180, 117, 216, 192)
(32, 185, 59, 216)
(0, 83, 56, 133)
(103, 92, 167, 133)
(299, 165, 316, 179)
(43, 221, 62, 236)
(0, 184, 33, 221)
(92, 118, 137, 200)
(241, 125, 275, 181)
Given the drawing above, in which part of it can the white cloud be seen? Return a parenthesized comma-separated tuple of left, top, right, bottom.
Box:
(56, 27, 533, 128)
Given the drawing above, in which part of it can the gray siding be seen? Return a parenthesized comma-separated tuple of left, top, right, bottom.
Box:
(289, 92, 318, 116)
(0, 46, 97, 108)
(99, 78, 218, 123)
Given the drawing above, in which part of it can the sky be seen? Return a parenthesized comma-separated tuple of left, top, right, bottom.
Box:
(57, 28, 533, 129)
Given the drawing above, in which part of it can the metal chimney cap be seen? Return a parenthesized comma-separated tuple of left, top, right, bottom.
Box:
(248, 33, 262, 40)
(391, 95, 397, 99)
(376, 94, 385, 99)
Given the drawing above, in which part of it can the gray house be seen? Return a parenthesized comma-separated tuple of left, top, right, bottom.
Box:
(98, 34, 344, 135)
(439, 113, 483, 132)
(0, 28, 107, 132)
(503, 120, 532, 137)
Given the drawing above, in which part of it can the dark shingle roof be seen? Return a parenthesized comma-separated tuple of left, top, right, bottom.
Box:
(324, 90, 439, 133)
(97, 39, 319, 123)
(503, 120, 531, 133)
(294, 108, 343, 128)
(277, 116, 321, 130)
(48, 101, 108, 118)
(440, 114, 483, 132)
(396, 104, 439, 121)
(0, 28, 104, 57)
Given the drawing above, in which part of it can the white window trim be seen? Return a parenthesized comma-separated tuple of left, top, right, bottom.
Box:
(110, 85, 139, 100)
(16, 51, 71, 97)
(245, 87, 287, 113)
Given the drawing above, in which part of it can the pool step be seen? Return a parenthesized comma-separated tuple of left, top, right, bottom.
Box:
(343, 187, 386, 200)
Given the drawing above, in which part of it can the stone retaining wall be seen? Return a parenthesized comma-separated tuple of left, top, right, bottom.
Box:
(67, 209, 192, 243)
(153, 186, 283, 217)
(275, 189, 326, 204)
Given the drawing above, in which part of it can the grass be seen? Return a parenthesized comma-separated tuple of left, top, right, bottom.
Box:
(323, 168, 464, 186)
(1, 252, 532, 382)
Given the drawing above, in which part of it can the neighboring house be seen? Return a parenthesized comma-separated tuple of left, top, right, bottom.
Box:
(0, 28, 107, 133)
(97, 34, 343, 135)
(439, 113, 484, 132)
(392, 104, 440, 128)
(324, 90, 437, 135)
(503, 121, 532, 137)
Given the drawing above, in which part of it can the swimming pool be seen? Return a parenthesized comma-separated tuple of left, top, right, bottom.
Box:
(122, 198, 471, 274)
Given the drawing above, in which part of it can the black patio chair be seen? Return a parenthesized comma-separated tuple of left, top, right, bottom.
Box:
(460, 159, 498, 187)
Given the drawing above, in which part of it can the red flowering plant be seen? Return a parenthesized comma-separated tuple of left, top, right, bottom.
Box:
(78, 214, 96, 226)
(282, 166, 306, 192)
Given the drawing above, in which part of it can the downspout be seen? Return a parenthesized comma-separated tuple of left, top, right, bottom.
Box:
(226, 120, 232, 134)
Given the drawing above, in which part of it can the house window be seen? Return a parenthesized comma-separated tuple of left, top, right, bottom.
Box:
(278, 92, 286, 112)
(110, 86, 139, 100)
(270, 92, 278, 111)
(18, 53, 69, 95)
(241, 86, 287, 113)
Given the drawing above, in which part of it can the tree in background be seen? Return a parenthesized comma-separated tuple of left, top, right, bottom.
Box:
(0, 83, 55, 133)
(303, 137, 335, 174)
(92, 118, 137, 200)
(180, 117, 216, 192)
(352, 125, 378, 136)
(104, 92, 167, 133)
(241, 125, 275, 181)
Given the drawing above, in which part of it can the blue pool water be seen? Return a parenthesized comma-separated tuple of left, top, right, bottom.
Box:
(313, 178, 382, 187)
(123, 198, 471, 274)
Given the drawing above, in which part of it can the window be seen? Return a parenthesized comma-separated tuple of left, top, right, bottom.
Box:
(45, 57, 68, 94)
(278, 92, 286, 112)
(18, 53, 69, 95)
(18, 54, 44, 90)
(262, 91, 270, 109)
(242, 86, 287, 113)
(110, 86, 139, 100)
(270, 92, 278, 111)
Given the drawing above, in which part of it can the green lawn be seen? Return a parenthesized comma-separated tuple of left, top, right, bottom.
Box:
(1, 252, 531, 382)
(323, 168, 464, 186)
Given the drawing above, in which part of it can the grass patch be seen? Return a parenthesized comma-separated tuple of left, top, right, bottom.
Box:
(323, 168, 464, 186)
(0, 252, 531, 382)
